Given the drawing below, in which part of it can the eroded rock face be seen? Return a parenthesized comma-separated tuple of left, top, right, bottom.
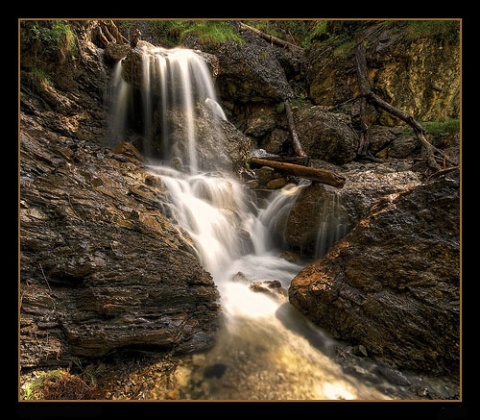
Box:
(20, 116, 220, 367)
(289, 169, 460, 376)
(307, 21, 460, 123)
(212, 40, 294, 105)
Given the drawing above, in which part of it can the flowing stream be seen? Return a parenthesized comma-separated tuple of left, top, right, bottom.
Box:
(107, 45, 406, 400)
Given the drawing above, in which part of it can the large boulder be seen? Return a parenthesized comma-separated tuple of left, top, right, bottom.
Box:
(284, 183, 350, 258)
(289, 168, 460, 376)
(144, 105, 251, 175)
(212, 40, 294, 105)
(294, 106, 358, 164)
(241, 105, 359, 165)
(283, 160, 422, 258)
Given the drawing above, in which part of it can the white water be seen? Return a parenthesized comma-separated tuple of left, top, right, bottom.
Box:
(107, 46, 226, 172)
(314, 187, 349, 259)
(147, 164, 393, 400)
(108, 46, 395, 400)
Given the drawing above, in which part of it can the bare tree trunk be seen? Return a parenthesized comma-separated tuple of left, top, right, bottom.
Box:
(249, 157, 345, 188)
(107, 20, 128, 44)
(93, 20, 128, 48)
(357, 96, 369, 156)
(284, 100, 308, 158)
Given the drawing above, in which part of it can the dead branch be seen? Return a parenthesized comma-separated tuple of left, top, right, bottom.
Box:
(106, 20, 128, 44)
(326, 94, 362, 112)
(93, 20, 128, 48)
(284, 100, 307, 158)
(357, 95, 369, 156)
(354, 42, 454, 170)
(239, 22, 304, 52)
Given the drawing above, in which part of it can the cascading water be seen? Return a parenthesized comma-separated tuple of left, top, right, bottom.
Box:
(314, 187, 349, 259)
(107, 46, 226, 171)
(107, 45, 402, 400)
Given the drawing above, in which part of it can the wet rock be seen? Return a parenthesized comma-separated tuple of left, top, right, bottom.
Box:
(212, 39, 294, 104)
(104, 43, 131, 63)
(289, 169, 460, 376)
(231, 272, 250, 284)
(121, 43, 219, 89)
(203, 363, 227, 379)
(354, 344, 368, 358)
(374, 366, 411, 386)
(284, 183, 350, 257)
(266, 177, 287, 189)
(249, 280, 288, 300)
(20, 112, 220, 368)
(255, 166, 276, 187)
(152, 106, 250, 175)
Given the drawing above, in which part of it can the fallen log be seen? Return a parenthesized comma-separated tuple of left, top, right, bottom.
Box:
(249, 157, 346, 188)
(255, 155, 311, 166)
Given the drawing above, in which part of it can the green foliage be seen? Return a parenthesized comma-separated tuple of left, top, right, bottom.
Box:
(421, 119, 460, 136)
(405, 20, 460, 43)
(243, 20, 311, 47)
(119, 20, 134, 32)
(22, 368, 96, 400)
(403, 119, 460, 136)
(25, 20, 78, 60)
(180, 20, 244, 45)
(136, 20, 244, 48)
(147, 20, 188, 47)
(22, 369, 64, 400)
(308, 22, 356, 57)
(30, 66, 52, 87)
(288, 96, 309, 110)
(333, 40, 356, 57)
(310, 20, 329, 39)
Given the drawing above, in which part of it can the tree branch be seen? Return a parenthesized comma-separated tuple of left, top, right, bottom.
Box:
(239, 22, 304, 52)
(354, 42, 454, 170)
(284, 99, 307, 158)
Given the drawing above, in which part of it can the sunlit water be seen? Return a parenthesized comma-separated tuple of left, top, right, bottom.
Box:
(108, 46, 398, 400)
(147, 165, 393, 401)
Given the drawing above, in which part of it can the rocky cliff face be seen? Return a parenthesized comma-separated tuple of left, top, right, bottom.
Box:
(20, 21, 220, 368)
(20, 119, 220, 367)
(306, 21, 460, 124)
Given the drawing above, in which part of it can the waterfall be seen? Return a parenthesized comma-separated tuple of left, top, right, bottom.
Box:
(106, 61, 131, 147)
(107, 45, 396, 400)
(314, 188, 349, 259)
(106, 46, 226, 172)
